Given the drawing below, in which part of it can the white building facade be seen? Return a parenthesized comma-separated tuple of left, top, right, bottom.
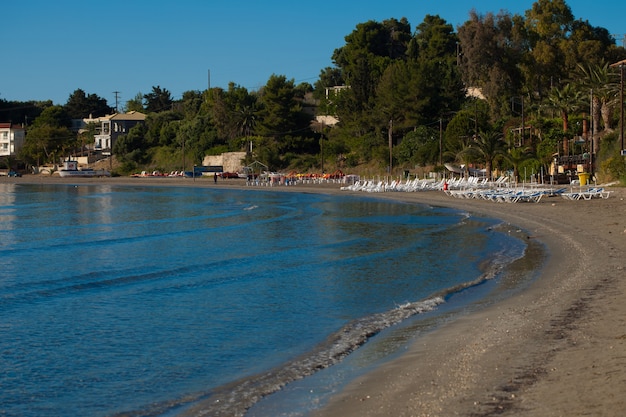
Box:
(0, 123, 25, 157)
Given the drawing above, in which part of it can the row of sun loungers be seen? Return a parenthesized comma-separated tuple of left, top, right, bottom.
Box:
(443, 185, 611, 202)
(340, 176, 513, 193)
(445, 185, 613, 202)
(559, 187, 612, 200)
(444, 187, 557, 203)
(340, 179, 444, 192)
(341, 175, 612, 203)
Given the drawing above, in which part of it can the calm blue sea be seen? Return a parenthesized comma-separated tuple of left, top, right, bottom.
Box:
(0, 182, 529, 417)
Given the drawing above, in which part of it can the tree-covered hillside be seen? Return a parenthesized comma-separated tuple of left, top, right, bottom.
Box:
(5, 0, 626, 182)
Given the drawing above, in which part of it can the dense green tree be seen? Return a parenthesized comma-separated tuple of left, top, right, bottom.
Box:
(207, 86, 237, 141)
(444, 109, 484, 153)
(409, 14, 457, 62)
(256, 74, 304, 138)
(207, 83, 258, 143)
(522, 0, 574, 98)
(253, 75, 316, 168)
(113, 123, 148, 163)
(144, 86, 173, 113)
(64, 89, 113, 119)
(566, 20, 616, 69)
(143, 111, 183, 148)
(19, 126, 57, 166)
(125, 92, 145, 113)
(410, 15, 465, 121)
(21, 106, 75, 166)
(331, 15, 463, 168)
(375, 60, 413, 132)
(457, 11, 527, 120)
(21, 125, 73, 166)
(395, 125, 439, 166)
(0, 99, 47, 125)
(332, 18, 412, 113)
(30, 105, 71, 129)
(19, 105, 74, 166)
(176, 116, 218, 167)
(178, 90, 205, 118)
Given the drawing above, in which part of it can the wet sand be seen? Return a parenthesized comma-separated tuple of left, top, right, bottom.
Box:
(7, 175, 626, 416)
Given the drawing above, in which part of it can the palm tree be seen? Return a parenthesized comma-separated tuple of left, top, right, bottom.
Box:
(237, 104, 257, 138)
(473, 129, 506, 180)
(503, 145, 532, 183)
(575, 62, 606, 130)
(574, 62, 618, 152)
(547, 83, 583, 155)
(601, 66, 623, 133)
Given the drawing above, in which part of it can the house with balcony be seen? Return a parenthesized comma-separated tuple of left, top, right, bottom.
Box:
(92, 111, 146, 154)
(0, 122, 25, 157)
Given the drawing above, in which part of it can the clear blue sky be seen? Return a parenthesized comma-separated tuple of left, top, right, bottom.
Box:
(1, 0, 624, 107)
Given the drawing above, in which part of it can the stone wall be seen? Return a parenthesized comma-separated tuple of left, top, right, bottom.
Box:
(202, 152, 246, 173)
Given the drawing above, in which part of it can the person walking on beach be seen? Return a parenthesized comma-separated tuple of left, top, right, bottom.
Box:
(214, 172, 218, 183)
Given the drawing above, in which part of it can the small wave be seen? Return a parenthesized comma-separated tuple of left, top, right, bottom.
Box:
(243, 205, 258, 211)
(116, 249, 517, 417)
(124, 297, 445, 417)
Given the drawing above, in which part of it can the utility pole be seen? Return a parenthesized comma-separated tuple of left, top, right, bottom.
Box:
(320, 121, 325, 174)
(439, 118, 443, 166)
(511, 96, 525, 146)
(590, 89, 594, 174)
(388, 119, 393, 174)
(113, 91, 120, 113)
(474, 101, 478, 139)
(520, 96, 526, 146)
(611, 59, 626, 155)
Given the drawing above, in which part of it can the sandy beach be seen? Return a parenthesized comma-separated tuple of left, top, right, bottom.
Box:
(313, 186, 626, 417)
(6, 175, 626, 416)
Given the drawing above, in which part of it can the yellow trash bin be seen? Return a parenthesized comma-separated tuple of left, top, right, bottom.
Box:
(578, 172, 590, 185)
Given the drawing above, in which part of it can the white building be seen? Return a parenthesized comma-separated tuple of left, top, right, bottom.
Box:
(0, 123, 25, 157)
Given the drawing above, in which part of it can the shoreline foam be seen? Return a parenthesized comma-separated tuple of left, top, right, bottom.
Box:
(7, 175, 626, 416)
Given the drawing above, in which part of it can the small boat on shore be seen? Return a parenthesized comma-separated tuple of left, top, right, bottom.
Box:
(58, 159, 111, 178)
